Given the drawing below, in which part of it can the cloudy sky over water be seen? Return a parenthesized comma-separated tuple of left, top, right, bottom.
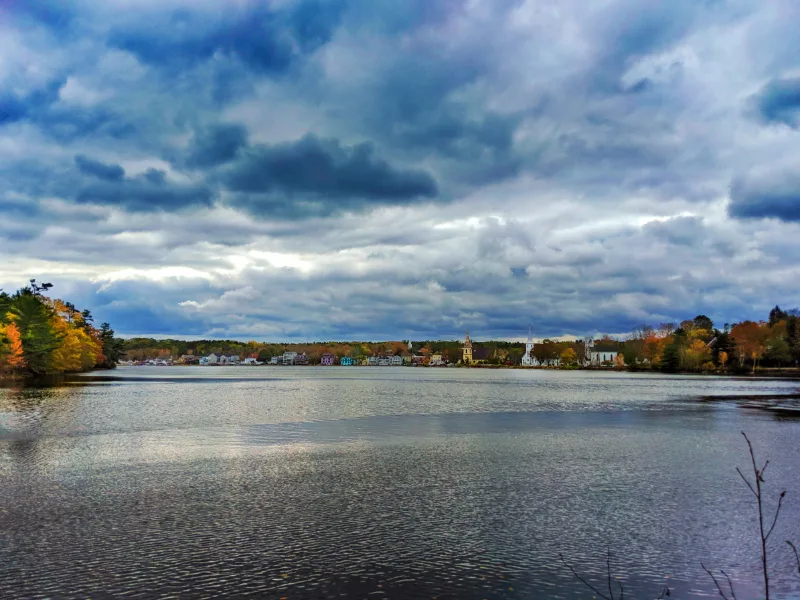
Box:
(1, 0, 799, 341)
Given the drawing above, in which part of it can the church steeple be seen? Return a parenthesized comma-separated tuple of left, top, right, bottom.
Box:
(462, 331, 473, 364)
(522, 327, 535, 366)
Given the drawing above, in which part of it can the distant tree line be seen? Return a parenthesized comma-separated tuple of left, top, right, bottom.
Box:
(119, 304, 800, 373)
(622, 306, 800, 373)
(0, 280, 123, 377)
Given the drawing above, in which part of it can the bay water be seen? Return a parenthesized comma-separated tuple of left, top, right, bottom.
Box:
(1, 367, 799, 598)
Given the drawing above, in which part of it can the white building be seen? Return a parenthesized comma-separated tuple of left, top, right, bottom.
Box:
(282, 351, 298, 365)
(203, 353, 219, 365)
(390, 355, 404, 366)
(584, 338, 620, 366)
(521, 328, 535, 366)
(242, 357, 262, 366)
(269, 356, 280, 365)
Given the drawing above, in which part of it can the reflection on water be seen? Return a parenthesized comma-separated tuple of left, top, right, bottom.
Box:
(1, 368, 799, 598)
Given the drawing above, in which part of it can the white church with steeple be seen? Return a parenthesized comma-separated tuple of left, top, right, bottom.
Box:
(521, 328, 536, 366)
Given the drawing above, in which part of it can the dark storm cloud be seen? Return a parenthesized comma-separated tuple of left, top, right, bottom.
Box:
(186, 123, 249, 168)
(108, 0, 345, 76)
(751, 77, 800, 128)
(75, 155, 125, 181)
(219, 135, 438, 217)
(76, 169, 213, 212)
(0, 78, 137, 143)
(0, 77, 65, 125)
(729, 172, 800, 222)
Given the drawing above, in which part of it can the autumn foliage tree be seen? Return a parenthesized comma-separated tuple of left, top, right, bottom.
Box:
(730, 321, 769, 371)
(0, 282, 120, 377)
(0, 323, 25, 373)
(623, 307, 800, 373)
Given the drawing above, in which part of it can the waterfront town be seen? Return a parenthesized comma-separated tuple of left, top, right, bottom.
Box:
(116, 307, 800, 375)
(123, 330, 624, 368)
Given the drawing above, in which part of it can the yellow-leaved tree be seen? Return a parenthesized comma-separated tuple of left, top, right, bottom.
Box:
(684, 339, 711, 371)
(560, 347, 577, 366)
(47, 299, 102, 373)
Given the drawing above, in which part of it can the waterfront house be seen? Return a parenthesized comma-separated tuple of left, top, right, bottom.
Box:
(340, 356, 354, 366)
(377, 355, 391, 366)
(294, 353, 309, 365)
(390, 355, 403, 366)
(282, 351, 298, 365)
(320, 353, 335, 366)
(269, 356, 280, 365)
(242, 357, 262, 366)
(585, 339, 620, 366)
(205, 353, 220, 365)
(429, 353, 444, 366)
(367, 356, 379, 366)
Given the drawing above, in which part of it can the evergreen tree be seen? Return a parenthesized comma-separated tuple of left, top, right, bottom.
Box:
(660, 343, 681, 373)
(98, 323, 124, 368)
(0, 291, 11, 320)
(712, 329, 732, 366)
(8, 289, 63, 375)
(769, 305, 788, 327)
(786, 315, 800, 366)
(693, 315, 714, 335)
(81, 309, 94, 331)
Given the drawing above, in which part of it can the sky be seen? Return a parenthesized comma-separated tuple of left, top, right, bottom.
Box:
(1, 0, 800, 341)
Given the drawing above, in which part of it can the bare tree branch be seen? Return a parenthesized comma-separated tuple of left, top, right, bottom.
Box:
(720, 570, 738, 600)
(736, 467, 757, 497)
(765, 491, 786, 541)
(741, 431, 772, 600)
(788, 541, 800, 575)
(702, 563, 733, 600)
(559, 553, 612, 600)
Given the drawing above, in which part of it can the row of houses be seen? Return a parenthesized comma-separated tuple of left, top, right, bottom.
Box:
(171, 334, 623, 368)
(262, 342, 453, 366)
(197, 353, 263, 366)
(269, 351, 308, 365)
(269, 351, 412, 366)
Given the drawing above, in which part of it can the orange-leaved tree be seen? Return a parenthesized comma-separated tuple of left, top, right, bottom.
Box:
(730, 321, 769, 371)
(0, 323, 26, 373)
